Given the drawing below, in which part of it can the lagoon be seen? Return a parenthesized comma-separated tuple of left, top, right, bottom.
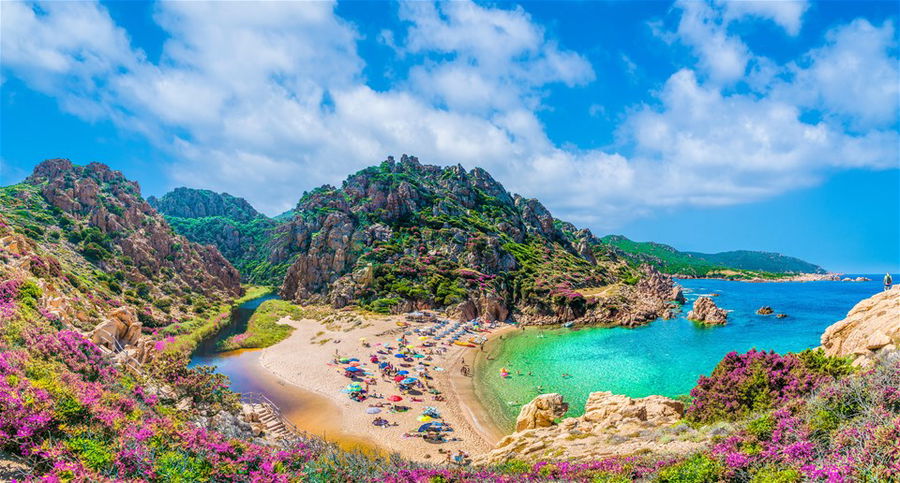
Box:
(475, 276, 887, 431)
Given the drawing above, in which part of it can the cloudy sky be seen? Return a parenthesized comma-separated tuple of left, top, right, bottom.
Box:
(1, 0, 898, 272)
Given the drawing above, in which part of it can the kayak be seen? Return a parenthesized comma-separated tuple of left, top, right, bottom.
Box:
(453, 341, 477, 347)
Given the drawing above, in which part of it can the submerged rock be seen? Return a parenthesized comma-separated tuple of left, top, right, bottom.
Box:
(687, 296, 728, 325)
(757, 306, 774, 315)
(820, 287, 900, 367)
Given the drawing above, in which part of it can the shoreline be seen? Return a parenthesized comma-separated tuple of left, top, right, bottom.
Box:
(256, 313, 512, 461)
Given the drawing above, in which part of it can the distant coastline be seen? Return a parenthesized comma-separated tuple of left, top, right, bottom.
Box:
(672, 272, 868, 283)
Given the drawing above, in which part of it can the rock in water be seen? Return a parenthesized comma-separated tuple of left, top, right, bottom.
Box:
(515, 393, 569, 431)
(820, 287, 900, 367)
(687, 296, 728, 325)
(775, 313, 788, 319)
(757, 306, 774, 315)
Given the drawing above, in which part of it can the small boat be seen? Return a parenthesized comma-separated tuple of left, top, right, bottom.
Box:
(562, 322, 574, 328)
(453, 341, 477, 348)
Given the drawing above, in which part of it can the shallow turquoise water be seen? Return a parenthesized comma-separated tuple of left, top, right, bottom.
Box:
(475, 276, 891, 431)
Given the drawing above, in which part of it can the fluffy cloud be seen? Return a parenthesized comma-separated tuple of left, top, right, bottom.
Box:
(1, 0, 896, 229)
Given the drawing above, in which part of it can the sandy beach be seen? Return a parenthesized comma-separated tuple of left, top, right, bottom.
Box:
(257, 310, 513, 462)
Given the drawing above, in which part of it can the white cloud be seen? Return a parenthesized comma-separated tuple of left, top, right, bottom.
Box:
(718, 0, 809, 36)
(1, 0, 897, 230)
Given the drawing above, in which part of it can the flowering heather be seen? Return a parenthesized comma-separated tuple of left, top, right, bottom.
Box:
(687, 349, 846, 423)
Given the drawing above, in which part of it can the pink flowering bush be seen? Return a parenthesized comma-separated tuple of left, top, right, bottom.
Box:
(687, 349, 852, 423)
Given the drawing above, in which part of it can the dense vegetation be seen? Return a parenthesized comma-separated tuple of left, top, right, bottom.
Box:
(149, 188, 290, 285)
(216, 299, 328, 351)
(600, 235, 825, 278)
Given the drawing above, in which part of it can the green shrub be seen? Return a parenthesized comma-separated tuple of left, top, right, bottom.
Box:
(747, 413, 775, 441)
(750, 467, 801, 483)
(656, 454, 722, 483)
(67, 437, 114, 472)
(16, 280, 42, 310)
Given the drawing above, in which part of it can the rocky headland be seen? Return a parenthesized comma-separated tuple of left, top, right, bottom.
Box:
(820, 286, 900, 367)
(475, 391, 704, 465)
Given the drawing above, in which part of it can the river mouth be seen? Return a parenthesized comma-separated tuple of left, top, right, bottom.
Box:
(189, 295, 382, 454)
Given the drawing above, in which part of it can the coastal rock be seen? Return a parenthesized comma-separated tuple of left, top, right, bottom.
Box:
(477, 392, 700, 465)
(776, 313, 788, 319)
(855, 277, 871, 282)
(757, 306, 774, 315)
(515, 393, 569, 431)
(820, 287, 900, 367)
(687, 297, 728, 325)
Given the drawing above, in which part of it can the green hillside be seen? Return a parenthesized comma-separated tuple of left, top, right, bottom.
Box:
(601, 235, 824, 278)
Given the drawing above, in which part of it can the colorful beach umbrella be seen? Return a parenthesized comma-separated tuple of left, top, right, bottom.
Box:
(388, 395, 403, 402)
(366, 407, 381, 414)
(401, 377, 417, 385)
(394, 354, 406, 358)
(397, 370, 409, 375)
(345, 367, 362, 372)
(349, 361, 360, 367)
(394, 375, 405, 382)
(417, 415, 432, 422)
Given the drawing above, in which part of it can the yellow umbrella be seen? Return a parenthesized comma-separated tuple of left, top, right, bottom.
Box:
(417, 415, 432, 422)
(418, 336, 428, 341)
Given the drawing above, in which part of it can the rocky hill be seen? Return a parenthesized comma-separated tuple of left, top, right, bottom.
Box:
(0, 159, 242, 333)
(273, 155, 680, 325)
(149, 188, 285, 284)
(600, 235, 825, 278)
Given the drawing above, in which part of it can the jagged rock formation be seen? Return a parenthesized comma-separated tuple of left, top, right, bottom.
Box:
(476, 391, 702, 464)
(150, 187, 282, 284)
(1, 159, 241, 333)
(276, 155, 679, 325)
(148, 156, 681, 326)
(757, 306, 774, 315)
(687, 296, 728, 325)
(820, 287, 900, 367)
(515, 393, 569, 431)
(148, 187, 261, 222)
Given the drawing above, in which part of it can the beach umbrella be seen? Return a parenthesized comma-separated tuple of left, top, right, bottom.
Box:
(366, 407, 381, 414)
(418, 336, 428, 341)
(347, 358, 360, 362)
(417, 423, 434, 432)
(401, 377, 417, 385)
(379, 362, 389, 368)
(417, 415, 432, 422)
(345, 367, 362, 373)
(388, 395, 403, 402)
(413, 354, 425, 358)
(347, 383, 362, 391)
(394, 354, 406, 358)
(397, 370, 409, 375)
(349, 361, 360, 367)
(394, 375, 405, 382)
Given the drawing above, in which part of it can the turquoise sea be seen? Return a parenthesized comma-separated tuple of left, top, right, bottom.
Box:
(475, 276, 892, 431)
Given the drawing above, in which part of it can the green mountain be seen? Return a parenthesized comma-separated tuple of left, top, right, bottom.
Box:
(600, 235, 825, 278)
(272, 155, 678, 323)
(148, 188, 289, 285)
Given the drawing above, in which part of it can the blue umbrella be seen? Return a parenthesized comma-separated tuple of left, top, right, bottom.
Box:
(394, 354, 407, 358)
(397, 370, 409, 375)
(379, 362, 389, 368)
(417, 423, 434, 432)
(401, 377, 417, 385)
(347, 358, 360, 362)
(347, 367, 363, 372)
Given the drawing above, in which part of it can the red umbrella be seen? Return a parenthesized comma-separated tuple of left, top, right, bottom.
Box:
(394, 375, 405, 382)
(388, 395, 403, 402)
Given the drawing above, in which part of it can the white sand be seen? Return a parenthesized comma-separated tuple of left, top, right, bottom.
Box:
(258, 311, 511, 462)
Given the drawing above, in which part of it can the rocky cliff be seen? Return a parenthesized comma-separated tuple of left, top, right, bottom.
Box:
(148, 187, 261, 222)
(820, 287, 899, 367)
(150, 187, 283, 284)
(476, 391, 704, 464)
(2, 159, 242, 332)
(275, 155, 681, 324)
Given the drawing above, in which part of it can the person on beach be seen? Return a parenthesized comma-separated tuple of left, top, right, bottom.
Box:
(884, 273, 893, 291)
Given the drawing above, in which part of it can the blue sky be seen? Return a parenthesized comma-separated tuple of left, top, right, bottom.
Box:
(1, 0, 898, 272)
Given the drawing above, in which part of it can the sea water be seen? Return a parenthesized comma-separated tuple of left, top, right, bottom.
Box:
(475, 276, 891, 431)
